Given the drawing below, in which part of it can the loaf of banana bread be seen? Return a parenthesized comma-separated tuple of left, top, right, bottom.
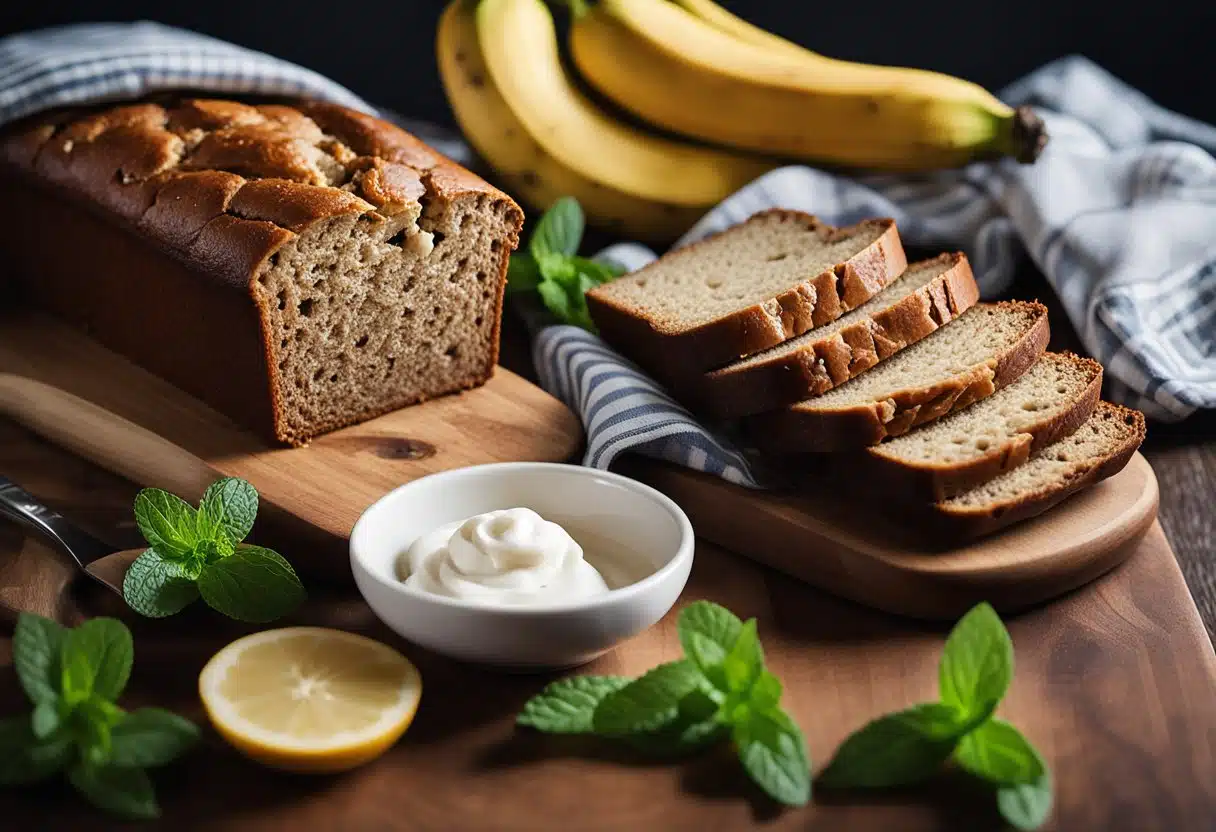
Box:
(0, 98, 524, 445)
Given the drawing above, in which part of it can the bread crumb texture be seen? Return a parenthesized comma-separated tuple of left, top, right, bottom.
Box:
(727, 255, 960, 369)
(942, 402, 1146, 509)
(795, 303, 1044, 409)
(872, 353, 1102, 465)
(592, 211, 887, 329)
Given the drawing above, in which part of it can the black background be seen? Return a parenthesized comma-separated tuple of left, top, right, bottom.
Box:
(2, 1, 1214, 126)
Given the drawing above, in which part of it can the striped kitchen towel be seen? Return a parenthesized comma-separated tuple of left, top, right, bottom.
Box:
(0, 21, 473, 162)
(3, 25, 1213, 487)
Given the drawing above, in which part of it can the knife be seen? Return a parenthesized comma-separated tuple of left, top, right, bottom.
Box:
(0, 476, 140, 597)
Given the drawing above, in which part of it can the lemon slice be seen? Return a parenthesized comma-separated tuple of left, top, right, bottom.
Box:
(198, 627, 422, 773)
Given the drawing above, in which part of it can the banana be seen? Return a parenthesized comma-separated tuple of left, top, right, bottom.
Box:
(437, 1, 707, 241)
(445, 0, 771, 242)
(570, 0, 1047, 170)
(671, 0, 808, 59)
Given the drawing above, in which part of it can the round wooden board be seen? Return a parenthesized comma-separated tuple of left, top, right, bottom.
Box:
(628, 452, 1159, 619)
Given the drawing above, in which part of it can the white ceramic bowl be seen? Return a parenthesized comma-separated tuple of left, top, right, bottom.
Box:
(349, 462, 694, 669)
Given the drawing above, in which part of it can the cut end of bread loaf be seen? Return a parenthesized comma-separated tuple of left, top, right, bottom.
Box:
(259, 191, 520, 445)
(698, 252, 979, 418)
(587, 209, 907, 377)
(747, 301, 1050, 451)
(934, 401, 1146, 536)
(863, 352, 1103, 500)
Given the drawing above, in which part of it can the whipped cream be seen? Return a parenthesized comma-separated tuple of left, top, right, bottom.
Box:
(399, 508, 610, 605)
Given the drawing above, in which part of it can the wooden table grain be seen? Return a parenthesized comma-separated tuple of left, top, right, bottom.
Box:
(0, 418, 1214, 830)
(1141, 410, 1216, 642)
(1, 261, 1213, 828)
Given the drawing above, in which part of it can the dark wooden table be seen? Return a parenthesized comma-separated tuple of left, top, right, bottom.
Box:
(1, 419, 1213, 831)
(1141, 413, 1216, 641)
(0, 264, 1211, 830)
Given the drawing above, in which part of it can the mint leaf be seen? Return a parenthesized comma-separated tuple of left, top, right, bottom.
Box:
(31, 701, 61, 739)
(198, 477, 258, 547)
(13, 613, 64, 705)
(750, 670, 783, 711)
(733, 706, 811, 806)
(196, 544, 305, 623)
(998, 772, 1054, 830)
(955, 719, 1045, 786)
(622, 687, 725, 756)
(624, 719, 726, 757)
(0, 716, 72, 785)
(506, 254, 541, 294)
(537, 251, 577, 286)
(818, 702, 970, 789)
(194, 537, 232, 566)
(74, 697, 119, 765)
(531, 196, 584, 259)
(110, 708, 200, 768)
(592, 660, 704, 736)
(570, 256, 625, 285)
(677, 601, 743, 682)
(722, 618, 763, 693)
(60, 640, 95, 706)
(64, 618, 132, 702)
(517, 676, 630, 734)
(123, 550, 200, 618)
(569, 273, 598, 332)
(939, 602, 1013, 719)
(69, 762, 159, 820)
(133, 488, 197, 560)
(537, 279, 572, 323)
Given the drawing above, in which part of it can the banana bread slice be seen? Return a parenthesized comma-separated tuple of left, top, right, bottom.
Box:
(746, 301, 1050, 451)
(0, 99, 523, 446)
(931, 401, 1146, 538)
(697, 252, 979, 418)
(587, 209, 906, 382)
(858, 352, 1103, 501)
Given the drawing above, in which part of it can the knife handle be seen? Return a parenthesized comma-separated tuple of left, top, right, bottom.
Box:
(0, 373, 217, 502)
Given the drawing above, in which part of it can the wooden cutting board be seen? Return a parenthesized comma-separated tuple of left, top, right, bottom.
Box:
(0, 430, 1211, 831)
(627, 456, 1158, 620)
(0, 310, 1156, 612)
(0, 311, 583, 580)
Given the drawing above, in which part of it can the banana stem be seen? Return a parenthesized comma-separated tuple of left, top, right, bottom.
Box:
(1008, 106, 1049, 163)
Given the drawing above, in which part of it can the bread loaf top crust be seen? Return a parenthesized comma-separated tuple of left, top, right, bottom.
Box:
(0, 98, 521, 291)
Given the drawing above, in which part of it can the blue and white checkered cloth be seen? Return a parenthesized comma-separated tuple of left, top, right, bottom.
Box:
(4, 23, 1214, 488)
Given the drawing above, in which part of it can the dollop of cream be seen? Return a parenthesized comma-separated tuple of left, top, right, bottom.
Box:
(399, 508, 610, 605)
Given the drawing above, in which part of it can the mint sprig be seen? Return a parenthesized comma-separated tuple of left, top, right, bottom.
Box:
(122, 477, 306, 623)
(506, 196, 625, 332)
(2, 613, 199, 819)
(516, 600, 811, 806)
(819, 603, 1053, 829)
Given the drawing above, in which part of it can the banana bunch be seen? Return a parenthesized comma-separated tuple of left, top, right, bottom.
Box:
(436, 0, 1046, 240)
(573, 0, 1047, 170)
(436, 0, 772, 242)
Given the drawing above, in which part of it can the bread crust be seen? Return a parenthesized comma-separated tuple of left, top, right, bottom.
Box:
(0, 97, 523, 446)
(929, 403, 1146, 539)
(697, 253, 979, 419)
(746, 301, 1051, 452)
(587, 210, 907, 382)
(855, 354, 1104, 501)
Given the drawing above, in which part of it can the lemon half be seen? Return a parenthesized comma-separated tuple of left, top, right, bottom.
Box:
(199, 627, 422, 773)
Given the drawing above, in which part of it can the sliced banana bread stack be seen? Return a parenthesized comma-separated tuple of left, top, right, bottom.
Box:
(587, 210, 1146, 538)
